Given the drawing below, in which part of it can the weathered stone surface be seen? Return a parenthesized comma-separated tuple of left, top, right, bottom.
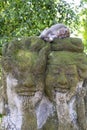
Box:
(51, 37, 84, 52)
(0, 36, 87, 130)
(76, 82, 87, 130)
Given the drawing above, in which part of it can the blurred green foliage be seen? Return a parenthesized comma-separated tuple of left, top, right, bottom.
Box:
(0, 0, 57, 46)
(56, 0, 80, 31)
(80, 0, 87, 53)
(0, 0, 80, 47)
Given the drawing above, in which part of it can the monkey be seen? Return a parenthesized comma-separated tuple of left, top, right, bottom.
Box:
(39, 23, 70, 42)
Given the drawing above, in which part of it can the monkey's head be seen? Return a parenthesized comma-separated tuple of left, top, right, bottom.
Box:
(57, 27, 70, 38)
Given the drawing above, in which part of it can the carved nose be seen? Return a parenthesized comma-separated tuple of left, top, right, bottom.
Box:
(23, 77, 34, 87)
(58, 73, 68, 85)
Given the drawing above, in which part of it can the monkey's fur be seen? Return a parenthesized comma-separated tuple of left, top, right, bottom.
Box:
(39, 23, 70, 42)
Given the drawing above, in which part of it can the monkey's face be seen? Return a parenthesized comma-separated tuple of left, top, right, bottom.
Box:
(57, 27, 70, 38)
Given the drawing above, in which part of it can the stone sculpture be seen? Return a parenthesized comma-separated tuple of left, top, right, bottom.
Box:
(0, 36, 87, 130)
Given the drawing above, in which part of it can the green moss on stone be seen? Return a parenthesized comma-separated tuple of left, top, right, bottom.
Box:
(2, 36, 47, 73)
(48, 51, 87, 66)
(52, 37, 84, 52)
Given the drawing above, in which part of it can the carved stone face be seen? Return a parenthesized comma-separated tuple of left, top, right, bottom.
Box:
(44, 51, 87, 102)
(45, 65, 79, 101)
(9, 50, 38, 97)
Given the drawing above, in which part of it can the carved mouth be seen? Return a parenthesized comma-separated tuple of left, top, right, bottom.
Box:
(18, 92, 35, 96)
(54, 87, 69, 93)
(15, 86, 38, 96)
